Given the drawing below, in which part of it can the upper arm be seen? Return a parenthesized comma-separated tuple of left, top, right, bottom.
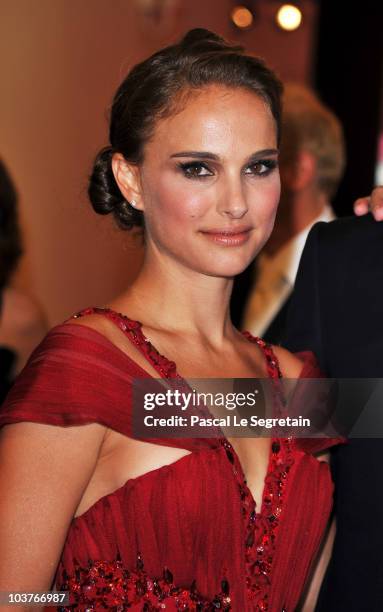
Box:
(284, 222, 324, 360)
(0, 420, 106, 594)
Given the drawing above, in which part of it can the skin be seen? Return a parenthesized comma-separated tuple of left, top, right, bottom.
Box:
(354, 185, 383, 220)
(0, 84, 320, 608)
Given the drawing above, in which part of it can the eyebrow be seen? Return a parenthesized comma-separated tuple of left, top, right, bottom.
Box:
(170, 149, 279, 161)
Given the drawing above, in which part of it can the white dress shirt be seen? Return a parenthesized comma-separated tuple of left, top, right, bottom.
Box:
(242, 206, 335, 337)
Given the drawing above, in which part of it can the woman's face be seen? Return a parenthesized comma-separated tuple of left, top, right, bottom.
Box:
(131, 84, 280, 278)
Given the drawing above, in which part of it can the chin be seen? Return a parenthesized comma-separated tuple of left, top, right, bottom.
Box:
(174, 242, 262, 278)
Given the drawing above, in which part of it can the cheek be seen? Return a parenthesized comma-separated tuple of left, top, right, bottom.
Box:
(148, 177, 210, 225)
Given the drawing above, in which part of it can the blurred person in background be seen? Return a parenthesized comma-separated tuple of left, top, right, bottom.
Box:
(231, 84, 345, 344)
(0, 159, 47, 402)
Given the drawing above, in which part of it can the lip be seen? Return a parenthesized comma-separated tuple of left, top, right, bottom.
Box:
(200, 227, 252, 246)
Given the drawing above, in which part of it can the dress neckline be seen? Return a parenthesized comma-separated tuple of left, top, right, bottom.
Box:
(70, 306, 282, 380)
(69, 306, 288, 515)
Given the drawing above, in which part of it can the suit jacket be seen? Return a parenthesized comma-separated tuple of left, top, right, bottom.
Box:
(285, 214, 383, 611)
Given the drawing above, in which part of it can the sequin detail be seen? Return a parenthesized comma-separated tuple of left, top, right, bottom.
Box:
(221, 437, 293, 611)
(221, 336, 293, 611)
(57, 553, 231, 611)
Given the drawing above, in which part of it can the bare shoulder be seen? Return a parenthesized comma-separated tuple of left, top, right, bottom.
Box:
(271, 345, 305, 378)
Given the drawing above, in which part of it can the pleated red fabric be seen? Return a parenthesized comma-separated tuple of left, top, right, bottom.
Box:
(0, 308, 342, 611)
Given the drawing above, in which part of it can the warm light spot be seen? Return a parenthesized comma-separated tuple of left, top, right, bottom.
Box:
(276, 4, 302, 31)
(231, 5, 254, 29)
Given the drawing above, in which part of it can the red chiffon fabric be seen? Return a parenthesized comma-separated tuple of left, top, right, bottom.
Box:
(0, 308, 341, 611)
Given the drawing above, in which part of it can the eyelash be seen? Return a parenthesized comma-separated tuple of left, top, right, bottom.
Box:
(177, 160, 278, 180)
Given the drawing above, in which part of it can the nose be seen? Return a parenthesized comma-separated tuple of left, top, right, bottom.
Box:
(217, 176, 248, 219)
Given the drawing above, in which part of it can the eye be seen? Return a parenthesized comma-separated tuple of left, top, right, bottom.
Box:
(244, 159, 278, 176)
(177, 162, 214, 179)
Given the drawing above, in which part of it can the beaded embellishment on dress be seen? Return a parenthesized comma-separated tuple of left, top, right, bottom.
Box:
(58, 553, 232, 611)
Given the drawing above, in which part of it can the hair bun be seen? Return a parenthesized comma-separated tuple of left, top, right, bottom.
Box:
(88, 147, 117, 213)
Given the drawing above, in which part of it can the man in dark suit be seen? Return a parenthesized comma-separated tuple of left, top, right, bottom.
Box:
(285, 209, 383, 611)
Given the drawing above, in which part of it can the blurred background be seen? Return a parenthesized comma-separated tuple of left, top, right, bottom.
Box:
(1, 0, 382, 327)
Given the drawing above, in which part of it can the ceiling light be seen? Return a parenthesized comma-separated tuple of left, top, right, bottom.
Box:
(231, 5, 254, 30)
(276, 4, 302, 31)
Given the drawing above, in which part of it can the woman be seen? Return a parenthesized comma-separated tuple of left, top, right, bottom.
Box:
(0, 29, 340, 611)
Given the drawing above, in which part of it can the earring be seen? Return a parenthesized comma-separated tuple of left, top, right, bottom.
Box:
(130, 199, 137, 208)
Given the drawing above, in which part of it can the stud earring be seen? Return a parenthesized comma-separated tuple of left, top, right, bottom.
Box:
(130, 199, 137, 208)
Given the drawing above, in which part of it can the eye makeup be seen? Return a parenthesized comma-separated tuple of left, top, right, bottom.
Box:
(177, 161, 214, 179)
(176, 158, 278, 180)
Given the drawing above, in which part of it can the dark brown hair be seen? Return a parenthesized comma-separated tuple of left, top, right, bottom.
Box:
(88, 28, 283, 230)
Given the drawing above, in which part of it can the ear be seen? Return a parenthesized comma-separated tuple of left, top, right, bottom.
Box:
(280, 150, 317, 192)
(111, 153, 144, 210)
(292, 150, 317, 191)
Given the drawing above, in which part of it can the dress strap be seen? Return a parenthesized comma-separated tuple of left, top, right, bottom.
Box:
(69, 307, 178, 379)
(242, 331, 282, 379)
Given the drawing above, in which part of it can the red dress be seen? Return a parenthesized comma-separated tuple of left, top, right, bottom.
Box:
(0, 307, 340, 611)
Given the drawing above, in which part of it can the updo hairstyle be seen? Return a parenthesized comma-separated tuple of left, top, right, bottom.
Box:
(88, 28, 283, 230)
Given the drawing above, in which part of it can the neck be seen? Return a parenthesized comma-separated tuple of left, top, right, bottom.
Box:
(112, 247, 236, 344)
(264, 188, 330, 256)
